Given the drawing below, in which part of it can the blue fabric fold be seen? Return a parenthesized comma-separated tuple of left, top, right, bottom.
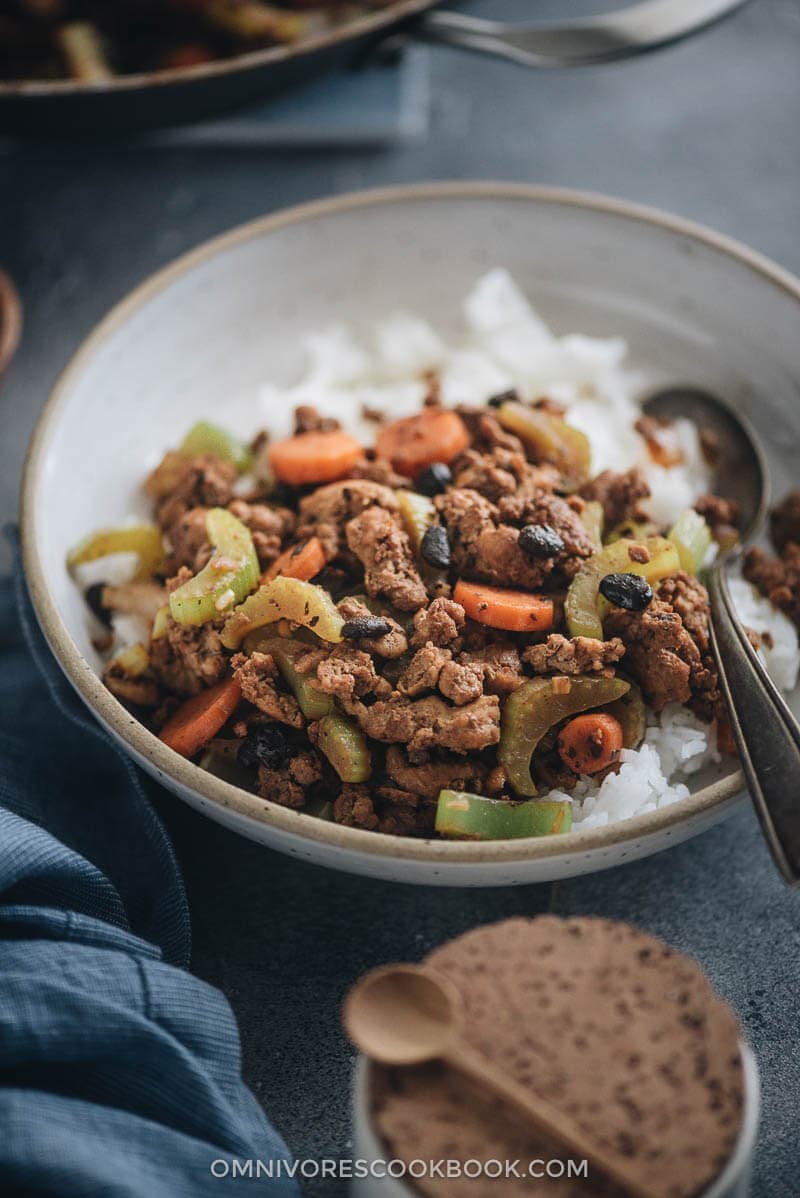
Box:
(0, 532, 301, 1197)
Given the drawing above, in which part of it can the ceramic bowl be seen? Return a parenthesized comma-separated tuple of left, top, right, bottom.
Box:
(21, 183, 800, 885)
(350, 1044, 760, 1198)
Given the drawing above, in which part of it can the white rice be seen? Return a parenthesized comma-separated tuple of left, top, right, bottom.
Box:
(259, 268, 711, 526)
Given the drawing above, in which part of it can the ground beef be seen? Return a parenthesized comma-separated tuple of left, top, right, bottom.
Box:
(231, 652, 304, 728)
(437, 486, 593, 589)
(437, 657, 485, 706)
(149, 614, 228, 696)
(333, 784, 434, 837)
(411, 597, 466, 649)
(397, 645, 452, 697)
(606, 574, 721, 719)
(384, 745, 488, 801)
(579, 467, 650, 529)
(228, 499, 296, 569)
(256, 749, 322, 808)
(164, 506, 211, 572)
(356, 693, 500, 757)
(313, 644, 392, 713)
(345, 506, 428, 612)
(333, 783, 379, 830)
(769, 490, 800, 554)
(456, 644, 524, 695)
(451, 446, 532, 503)
(496, 490, 596, 578)
(523, 634, 625, 676)
(297, 479, 399, 559)
(337, 596, 408, 658)
(151, 454, 237, 530)
(349, 456, 410, 490)
(744, 542, 800, 629)
(293, 404, 340, 434)
(435, 486, 497, 566)
(694, 492, 740, 543)
(604, 600, 694, 710)
(656, 572, 711, 648)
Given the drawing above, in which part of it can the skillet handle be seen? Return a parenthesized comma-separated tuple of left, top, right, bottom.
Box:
(413, 0, 749, 67)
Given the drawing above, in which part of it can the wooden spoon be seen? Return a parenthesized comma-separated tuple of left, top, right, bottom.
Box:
(344, 963, 659, 1198)
(0, 270, 22, 380)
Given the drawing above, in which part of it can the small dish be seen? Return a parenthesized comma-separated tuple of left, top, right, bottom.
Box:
(351, 1044, 760, 1198)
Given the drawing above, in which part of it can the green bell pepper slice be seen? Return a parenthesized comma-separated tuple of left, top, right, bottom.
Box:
(565, 536, 681, 639)
(221, 576, 344, 649)
(316, 712, 372, 783)
(169, 508, 259, 626)
(180, 420, 253, 474)
(436, 790, 572, 839)
(68, 523, 165, 582)
(499, 674, 630, 797)
(668, 508, 712, 575)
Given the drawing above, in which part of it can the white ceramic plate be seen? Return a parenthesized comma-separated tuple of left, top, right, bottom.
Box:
(21, 183, 800, 886)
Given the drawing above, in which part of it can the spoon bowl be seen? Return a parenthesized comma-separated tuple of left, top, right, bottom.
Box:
(642, 385, 770, 543)
(344, 964, 463, 1066)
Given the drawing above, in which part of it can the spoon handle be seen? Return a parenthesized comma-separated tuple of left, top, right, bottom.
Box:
(707, 562, 800, 884)
(443, 1041, 659, 1198)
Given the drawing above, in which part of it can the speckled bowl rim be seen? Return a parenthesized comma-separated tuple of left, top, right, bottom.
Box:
(0, 0, 432, 97)
(21, 181, 800, 865)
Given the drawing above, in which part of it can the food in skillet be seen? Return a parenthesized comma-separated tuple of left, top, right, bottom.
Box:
(67, 272, 800, 840)
(0, 1, 394, 82)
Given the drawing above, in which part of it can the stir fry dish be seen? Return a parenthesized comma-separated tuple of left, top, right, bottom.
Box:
(0, 1, 393, 83)
(69, 379, 774, 841)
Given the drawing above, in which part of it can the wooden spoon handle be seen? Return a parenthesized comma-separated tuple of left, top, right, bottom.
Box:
(443, 1041, 660, 1198)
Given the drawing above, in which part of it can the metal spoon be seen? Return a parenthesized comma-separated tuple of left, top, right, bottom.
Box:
(420, 0, 749, 69)
(344, 963, 661, 1198)
(643, 387, 800, 884)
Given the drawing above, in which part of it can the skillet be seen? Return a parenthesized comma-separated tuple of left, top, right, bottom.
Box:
(0, 0, 749, 138)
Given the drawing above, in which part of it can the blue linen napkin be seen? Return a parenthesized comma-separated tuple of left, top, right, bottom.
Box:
(0, 533, 301, 1197)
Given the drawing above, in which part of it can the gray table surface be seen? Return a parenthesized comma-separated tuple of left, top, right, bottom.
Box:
(1, 1, 799, 1193)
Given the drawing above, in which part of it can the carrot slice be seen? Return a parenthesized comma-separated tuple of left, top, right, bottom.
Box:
(453, 580, 554, 633)
(263, 536, 326, 584)
(159, 677, 242, 759)
(557, 712, 624, 776)
(269, 429, 363, 486)
(375, 408, 470, 478)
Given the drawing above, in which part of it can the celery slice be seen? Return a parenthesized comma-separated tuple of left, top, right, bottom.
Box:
(497, 401, 591, 489)
(243, 634, 333, 719)
(221, 576, 344, 649)
(668, 509, 712, 575)
(68, 524, 165, 582)
(565, 536, 681, 639)
(169, 508, 259, 626)
(317, 713, 372, 783)
(180, 421, 253, 474)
